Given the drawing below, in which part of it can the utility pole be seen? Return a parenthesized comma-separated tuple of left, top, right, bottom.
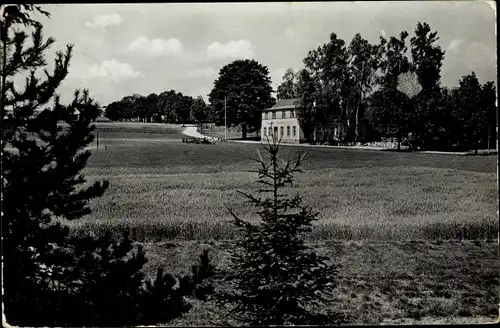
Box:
(487, 128, 490, 155)
(224, 96, 227, 141)
(355, 61, 365, 143)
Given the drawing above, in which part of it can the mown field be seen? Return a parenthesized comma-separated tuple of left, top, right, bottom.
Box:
(75, 130, 497, 242)
(92, 122, 187, 144)
(65, 123, 499, 325)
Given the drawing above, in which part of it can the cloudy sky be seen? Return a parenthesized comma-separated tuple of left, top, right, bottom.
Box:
(32, 2, 496, 106)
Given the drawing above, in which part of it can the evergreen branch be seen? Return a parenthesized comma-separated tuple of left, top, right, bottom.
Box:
(225, 204, 255, 230)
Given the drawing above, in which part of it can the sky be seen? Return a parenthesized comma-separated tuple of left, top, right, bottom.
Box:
(29, 1, 497, 106)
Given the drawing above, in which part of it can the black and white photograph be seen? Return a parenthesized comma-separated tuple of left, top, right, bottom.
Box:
(1, 1, 498, 326)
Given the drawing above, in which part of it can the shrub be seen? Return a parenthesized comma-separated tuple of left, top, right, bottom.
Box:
(137, 246, 215, 326)
(67, 231, 197, 326)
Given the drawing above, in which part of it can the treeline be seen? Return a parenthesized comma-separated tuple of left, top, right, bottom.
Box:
(369, 71, 496, 152)
(278, 22, 497, 152)
(105, 91, 210, 126)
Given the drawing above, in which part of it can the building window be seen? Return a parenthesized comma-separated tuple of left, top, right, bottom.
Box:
(273, 126, 278, 137)
(265, 112, 268, 120)
(291, 110, 295, 118)
(287, 126, 290, 136)
(292, 126, 297, 136)
(282, 110, 286, 118)
(280, 126, 284, 136)
(272, 111, 276, 119)
(263, 127, 267, 136)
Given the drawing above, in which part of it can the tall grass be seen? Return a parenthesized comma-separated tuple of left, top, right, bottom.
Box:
(64, 219, 240, 242)
(63, 217, 498, 243)
(72, 140, 497, 242)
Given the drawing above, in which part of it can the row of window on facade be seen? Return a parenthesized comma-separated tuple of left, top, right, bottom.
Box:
(264, 110, 296, 120)
(263, 126, 297, 137)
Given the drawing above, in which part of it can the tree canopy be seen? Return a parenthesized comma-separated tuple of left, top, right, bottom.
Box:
(104, 90, 208, 125)
(277, 68, 299, 100)
(291, 21, 495, 151)
(208, 59, 275, 139)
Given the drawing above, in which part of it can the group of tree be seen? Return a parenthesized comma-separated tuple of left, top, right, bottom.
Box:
(3, 4, 342, 327)
(105, 91, 209, 127)
(104, 59, 277, 140)
(99, 22, 496, 149)
(2, 5, 214, 326)
(277, 22, 497, 152)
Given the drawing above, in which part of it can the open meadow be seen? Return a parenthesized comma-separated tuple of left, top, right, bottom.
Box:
(75, 123, 498, 242)
(68, 123, 498, 324)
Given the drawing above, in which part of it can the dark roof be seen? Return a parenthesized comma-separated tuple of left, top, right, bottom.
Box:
(263, 98, 300, 112)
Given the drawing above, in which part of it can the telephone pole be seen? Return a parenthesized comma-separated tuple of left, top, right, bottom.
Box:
(224, 96, 227, 141)
(355, 61, 365, 143)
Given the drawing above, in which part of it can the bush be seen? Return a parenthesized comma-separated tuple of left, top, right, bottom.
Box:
(64, 231, 197, 326)
(141, 248, 215, 324)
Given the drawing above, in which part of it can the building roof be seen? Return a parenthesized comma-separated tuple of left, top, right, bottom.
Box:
(262, 98, 300, 112)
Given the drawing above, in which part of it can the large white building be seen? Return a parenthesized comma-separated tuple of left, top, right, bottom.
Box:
(261, 98, 306, 144)
(261, 98, 344, 144)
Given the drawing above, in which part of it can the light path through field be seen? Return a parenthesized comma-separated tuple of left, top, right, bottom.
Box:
(182, 126, 210, 139)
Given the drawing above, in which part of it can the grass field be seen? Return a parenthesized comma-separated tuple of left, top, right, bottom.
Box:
(63, 123, 498, 324)
(72, 127, 497, 242)
(142, 239, 498, 325)
(92, 122, 187, 144)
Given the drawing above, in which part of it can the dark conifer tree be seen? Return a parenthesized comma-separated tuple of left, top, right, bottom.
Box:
(2, 5, 108, 324)
(219, 137, 345, 325)
(1, 5, 214, 326)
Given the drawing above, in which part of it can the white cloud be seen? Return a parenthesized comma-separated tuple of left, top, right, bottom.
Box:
(86, 13, 123, 28)
(206, 39, 254, 60)
(69, 59, 142, 81)
(448, 38, 464, 52)
(285, 28, 295, 40)
(128, 37, 183, 57)
(186, 67, 218, 79)
(464, 42, 495, 66)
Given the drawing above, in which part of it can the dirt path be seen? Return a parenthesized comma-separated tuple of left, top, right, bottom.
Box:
(182, 126, 211, 139)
